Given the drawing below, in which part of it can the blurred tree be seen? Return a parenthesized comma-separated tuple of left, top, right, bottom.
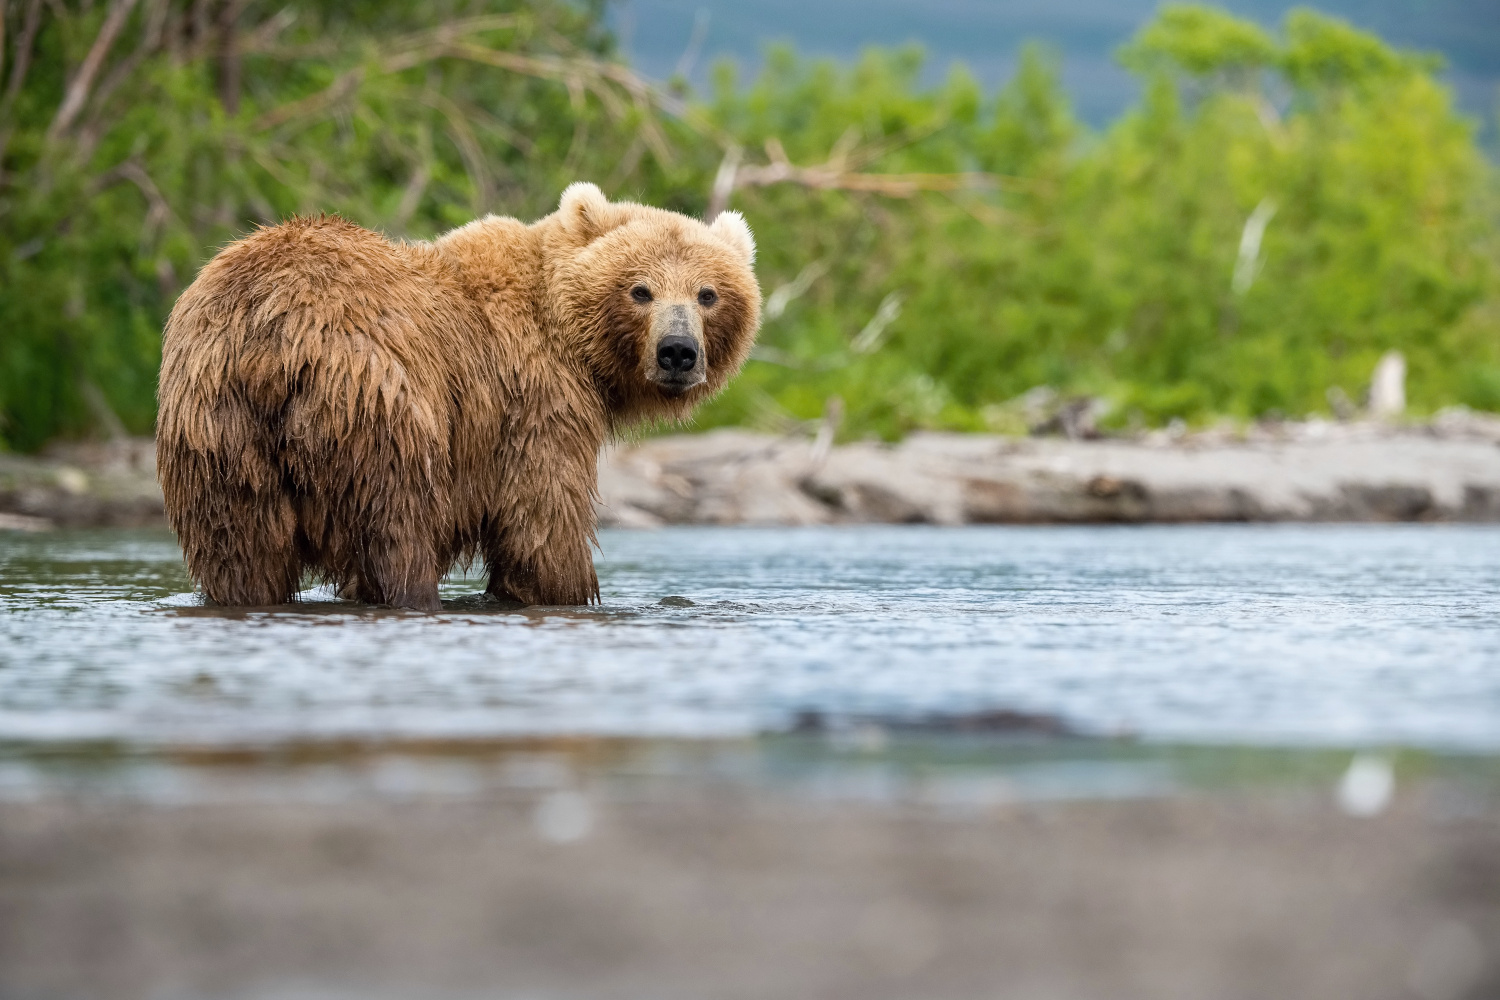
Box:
(0, 0, 689, 449)
(694, 4, 1500, 436)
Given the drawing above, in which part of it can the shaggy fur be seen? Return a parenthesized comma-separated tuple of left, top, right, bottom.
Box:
(157, 183, 760, 610)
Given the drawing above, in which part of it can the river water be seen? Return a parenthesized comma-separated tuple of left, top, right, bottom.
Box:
(2, 524, 1498, 753)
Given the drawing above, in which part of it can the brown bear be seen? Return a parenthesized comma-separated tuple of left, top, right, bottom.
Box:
(156, 183, 760, 610)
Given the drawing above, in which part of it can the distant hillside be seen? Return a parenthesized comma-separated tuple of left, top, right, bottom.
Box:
(614, 0, 1500, 137)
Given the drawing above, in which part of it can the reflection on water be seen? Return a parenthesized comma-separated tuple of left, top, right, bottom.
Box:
(2, 525, 1499, 750)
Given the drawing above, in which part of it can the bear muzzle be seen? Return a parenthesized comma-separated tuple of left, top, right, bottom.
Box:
(647, 302, 707, 395)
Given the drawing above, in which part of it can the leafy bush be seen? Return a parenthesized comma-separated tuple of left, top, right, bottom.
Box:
(698, 7, 1499, 437)
(0, 0, 664, 449)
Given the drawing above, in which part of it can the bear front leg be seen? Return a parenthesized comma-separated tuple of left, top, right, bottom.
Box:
(485, 531, 599, 606)
(482, 474, 600, 606)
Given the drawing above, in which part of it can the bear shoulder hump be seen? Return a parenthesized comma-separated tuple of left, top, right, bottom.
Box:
(209, 215, 421, 295)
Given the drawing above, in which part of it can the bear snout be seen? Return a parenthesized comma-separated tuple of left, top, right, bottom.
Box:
(657, 336, 699, 373)
(647, 302, 707, 393)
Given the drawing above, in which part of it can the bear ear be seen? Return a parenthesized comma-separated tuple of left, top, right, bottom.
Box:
(558, 182, 611, 241)
(708, 210, 756, 265)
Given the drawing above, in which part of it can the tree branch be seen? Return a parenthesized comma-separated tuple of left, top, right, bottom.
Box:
(705, 145, 741, 221)
(0, 0, 10, 92)
(251, 66, 364, 130)
(48, 0, 140, 139)
(416, 87, 494, 211)
(217, 0, 245, 114)
(75, 0, 173, 158)
(4, 0, 42, 103)
(90, 158, 177, 236)
(0, 0, 43, 178)
(728, 138, 1002, 198)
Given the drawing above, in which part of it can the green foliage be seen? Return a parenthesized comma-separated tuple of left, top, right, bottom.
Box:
(1, 1, 1497, 450)
(1119, 4, 1276, 76)
(695, 6, 1500, 437)
(0, 0, 671, 450)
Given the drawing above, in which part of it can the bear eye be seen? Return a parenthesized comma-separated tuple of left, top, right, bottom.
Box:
(697, 287, 718, 307)
(630, 285, 653, 304)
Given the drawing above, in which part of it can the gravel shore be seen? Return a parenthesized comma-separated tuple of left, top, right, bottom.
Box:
(2, 770, 1498, 1000)
(4, 411, 1500, 530)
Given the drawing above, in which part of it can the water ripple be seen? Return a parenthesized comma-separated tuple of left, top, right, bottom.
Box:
(2, 524, 1499, 749)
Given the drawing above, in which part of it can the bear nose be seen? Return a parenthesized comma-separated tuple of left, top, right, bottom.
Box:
(656, 336, 699, 373)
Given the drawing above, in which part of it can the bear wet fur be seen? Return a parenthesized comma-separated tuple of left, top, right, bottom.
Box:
(156, 184, 760, 610)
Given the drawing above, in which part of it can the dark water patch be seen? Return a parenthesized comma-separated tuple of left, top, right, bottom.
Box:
(791, 707, 1075, 739)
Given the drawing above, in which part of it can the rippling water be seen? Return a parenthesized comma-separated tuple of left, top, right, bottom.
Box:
(3, 525, 1499, 750)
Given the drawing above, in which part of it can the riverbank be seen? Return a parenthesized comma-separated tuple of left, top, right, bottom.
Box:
(2, 743, 1497, 1000)
(5, 411, 1500, 529)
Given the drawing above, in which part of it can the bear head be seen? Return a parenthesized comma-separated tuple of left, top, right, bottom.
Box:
(548, 182, 761, 426)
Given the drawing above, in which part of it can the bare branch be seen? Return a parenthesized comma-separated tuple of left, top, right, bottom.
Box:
(706, 145, 741, 221)
(417, 87, 494, 211)
(91, 158, 173, 228)
(79, 378, 129, 441)
(605, 134, 647, 189)
(389, 14, 528, 53)
(560, 75, 588, 174)
(630, 89, 674, 167)
(76, 0, 174, 155)
(0, 0, 42, 176)
(237, 5, 295, 54)
(733, 143, 1000, 198)
(241, 24, 715, 191)
(392, 162, 430, 230)
(244, 143, 299, 189)
(4, 0, 42, 103)
(247, 14, 524, 61)
(217, 0, 246, 114)
(436, 40, 730, 145)
(0, 0, 10, 91)
(139, 0, 169, 50)
(49, 0, 140, 139)
(251, 66, 364, 130)
(446, 99, 535, 156)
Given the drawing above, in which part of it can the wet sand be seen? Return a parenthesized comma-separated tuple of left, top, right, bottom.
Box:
(3, 776, 1499, 1000)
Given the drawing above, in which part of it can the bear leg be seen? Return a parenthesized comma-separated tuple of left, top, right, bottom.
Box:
(175, 477, 302, 606)
(354, 535, 442, 612)
(199, 523, 301, 606)
(483, 534, 598, 607)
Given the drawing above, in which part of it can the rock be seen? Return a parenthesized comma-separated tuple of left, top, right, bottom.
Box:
(9, 420, 1500, 529)
(0, 438, 164, 528)
(598, 422, 1500, 526)
(0, 512, 52, 532)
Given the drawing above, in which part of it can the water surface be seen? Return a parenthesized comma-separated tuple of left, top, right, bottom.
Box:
(2, 525, 1498, 750)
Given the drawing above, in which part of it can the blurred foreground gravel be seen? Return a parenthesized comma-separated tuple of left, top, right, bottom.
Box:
(2, 779, 1498, 1000)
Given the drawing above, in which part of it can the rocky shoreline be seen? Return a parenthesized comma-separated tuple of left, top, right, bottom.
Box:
(4, 410, 1500, 531)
